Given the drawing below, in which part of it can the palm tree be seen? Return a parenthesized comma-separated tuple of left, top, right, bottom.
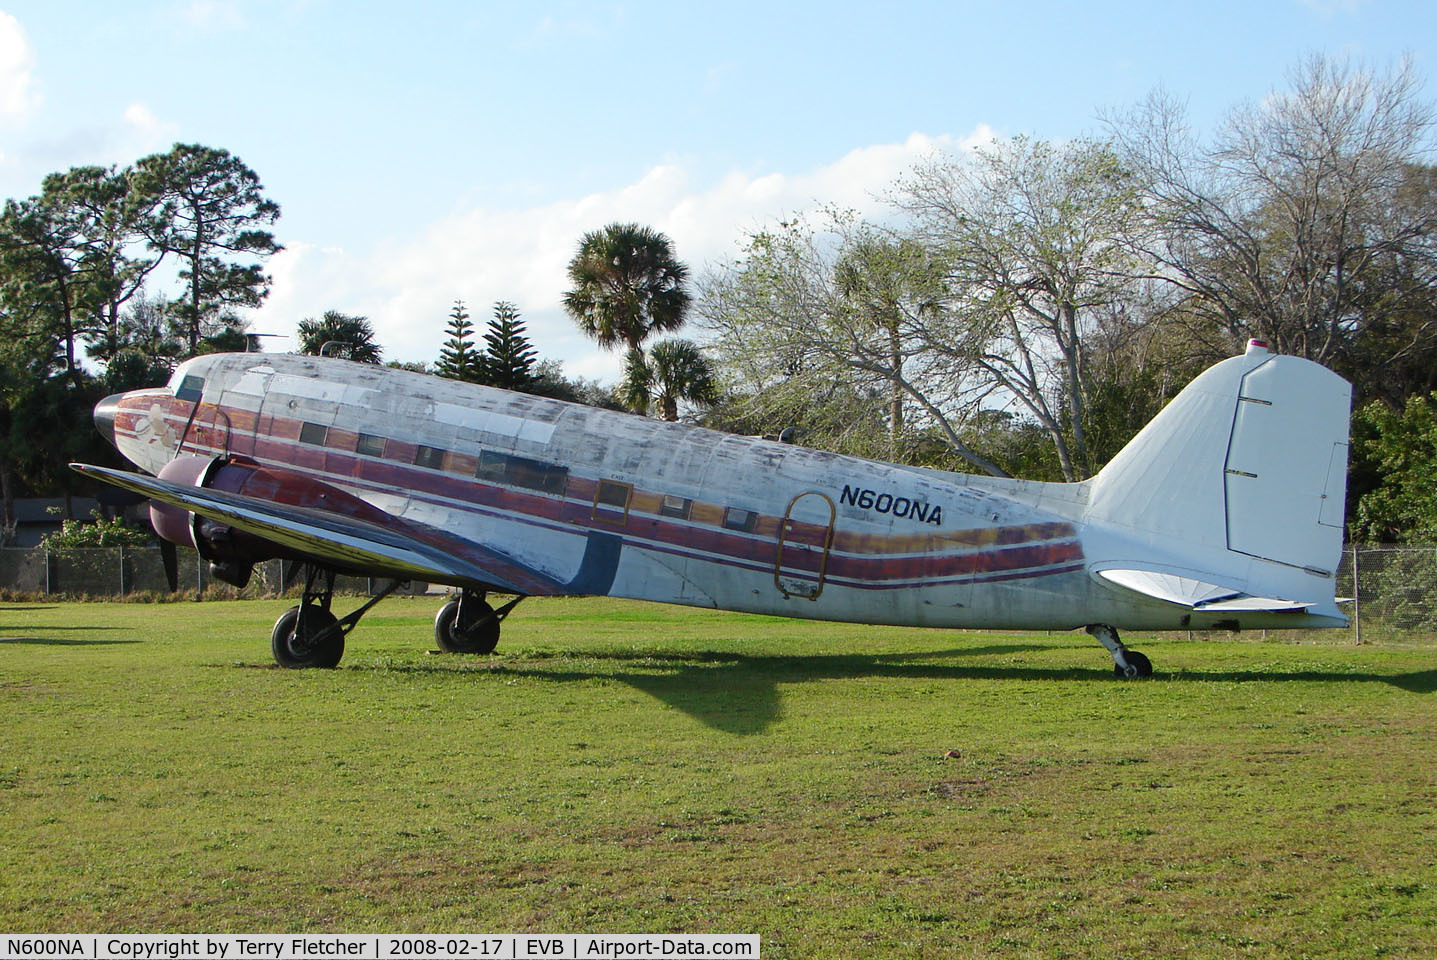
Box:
(620, 339, 720, 420)
(296, 310, 382, 364)
(562, 223, 691, 355)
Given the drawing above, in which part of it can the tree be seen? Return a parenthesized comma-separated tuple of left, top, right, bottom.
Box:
(436, 300, 480, 382)
(1107, 55, 1437, 380)
(133, 143, 282, 352)
(477, 301, 539, 390)
(0, 191, 96, 388)
(525, 359, 624, 409)
(701, 214, 1009, 477)
(833, 233, 948, 459)
(895, 135, 1152, 479)
(39, 509, 151, 552)
(52, 165, 167, 358)
(619, 339, 720, 420)
(0, 314, 110, 535)
(699, 376, 895, 460)
(1349, 393, 1437, 543)
(297, 310, 382, 363)
(0, 164, 174, 392)
(0, 144, 278, 532)
(563, 222, 691, 355)
(85, 287, 186, 380)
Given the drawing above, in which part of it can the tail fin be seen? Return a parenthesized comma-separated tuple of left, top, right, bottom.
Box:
(1086, 342, 1351, 578)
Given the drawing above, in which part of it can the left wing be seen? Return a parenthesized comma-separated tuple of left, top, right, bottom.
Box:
(70, 463, 566, 595)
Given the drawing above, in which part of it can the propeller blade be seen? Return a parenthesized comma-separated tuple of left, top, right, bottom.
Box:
(282, 560, 304, 590)
(159, 540, 178, 592)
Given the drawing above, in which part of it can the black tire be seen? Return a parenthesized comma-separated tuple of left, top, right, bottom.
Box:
(1114, 649, 1153, 679)
(271, 605, 344, 668)
(434, 597, 500, 654)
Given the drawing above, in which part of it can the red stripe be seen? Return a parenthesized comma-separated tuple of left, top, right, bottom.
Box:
(114, 396, 1086, 588)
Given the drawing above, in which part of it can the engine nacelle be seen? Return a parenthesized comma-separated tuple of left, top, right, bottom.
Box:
(150, 454, 394, 587)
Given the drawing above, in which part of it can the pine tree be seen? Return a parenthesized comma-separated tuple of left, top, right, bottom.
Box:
(479, 301, 539, 391)
(436, 300, 479, 381)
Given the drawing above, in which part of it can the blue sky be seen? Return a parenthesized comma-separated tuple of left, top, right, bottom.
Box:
(0, 1, 1431, 379)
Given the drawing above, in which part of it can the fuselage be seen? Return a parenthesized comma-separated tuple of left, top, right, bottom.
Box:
(99, 352, 1340, 633)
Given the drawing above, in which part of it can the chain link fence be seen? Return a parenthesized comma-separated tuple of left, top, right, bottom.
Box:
(1339, 546, 1437, 643)
(1, 545, 1434, 641)
(0, 546, 429, 600)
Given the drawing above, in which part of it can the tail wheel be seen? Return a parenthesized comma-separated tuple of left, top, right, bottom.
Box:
(271, 604, 344, 668)
(434, 596, 500, 654)
(1115, 649, 1153, 679)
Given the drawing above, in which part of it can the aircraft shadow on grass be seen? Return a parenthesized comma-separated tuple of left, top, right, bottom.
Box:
(0, 622, 132, 646)
(357, 645, 1437, 735)
(0, 634, 140, 646)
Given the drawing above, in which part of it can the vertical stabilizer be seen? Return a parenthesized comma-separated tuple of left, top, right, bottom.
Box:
(1085, 342, 1351, 577)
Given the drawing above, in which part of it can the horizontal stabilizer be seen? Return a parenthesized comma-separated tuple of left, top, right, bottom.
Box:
(1095, 568, 1311, 613)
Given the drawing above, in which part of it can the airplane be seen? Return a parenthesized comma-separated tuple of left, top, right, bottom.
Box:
(70, 338, 1351, 677)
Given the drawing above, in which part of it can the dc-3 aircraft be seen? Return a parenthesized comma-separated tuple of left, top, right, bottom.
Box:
(71, 339, 1351, 677)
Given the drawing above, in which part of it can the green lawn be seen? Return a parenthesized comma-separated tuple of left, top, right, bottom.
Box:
(1, 597, 1433, 958)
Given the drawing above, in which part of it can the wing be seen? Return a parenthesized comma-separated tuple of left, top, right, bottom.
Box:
(70, 463, 565, 595)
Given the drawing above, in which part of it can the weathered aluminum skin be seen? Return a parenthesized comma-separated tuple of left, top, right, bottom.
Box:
(100, 350, 1349, 633)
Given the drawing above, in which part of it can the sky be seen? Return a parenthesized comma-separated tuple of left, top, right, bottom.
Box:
(0, 0, 1432, 381)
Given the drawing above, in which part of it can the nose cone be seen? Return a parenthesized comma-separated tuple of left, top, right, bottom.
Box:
(94, 393, 124, 449)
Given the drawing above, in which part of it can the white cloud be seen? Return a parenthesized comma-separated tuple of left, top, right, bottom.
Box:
(0, 11, 37, 127)
(121, 102, 179, 147)
(257, 128, 992, 382)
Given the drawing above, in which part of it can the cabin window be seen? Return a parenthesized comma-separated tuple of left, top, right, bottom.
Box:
(659, 494, 693, 520)
(474, 450, 568, 495)
(414, 445, 446, 470)
(356, 433, 387, 458)
(299, 422, 328, 445)
(509, 455, 568, 495)
(175, 375, 204, 402)
(475, 450, 507, 482)
(723, 507, 758, 533)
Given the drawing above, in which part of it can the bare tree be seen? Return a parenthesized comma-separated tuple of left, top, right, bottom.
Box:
(895, 135, 1152, 479)
(1107, 55, 1437, 372)
(699, 213, 1009, 476)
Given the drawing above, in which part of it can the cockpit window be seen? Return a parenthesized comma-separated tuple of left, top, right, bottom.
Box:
(175, 375, 204, 401)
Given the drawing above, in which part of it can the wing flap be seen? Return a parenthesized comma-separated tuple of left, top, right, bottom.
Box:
(71, 463, 562, 595)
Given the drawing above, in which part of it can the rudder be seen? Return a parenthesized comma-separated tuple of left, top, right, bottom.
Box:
(1085, 342, 1351, 578)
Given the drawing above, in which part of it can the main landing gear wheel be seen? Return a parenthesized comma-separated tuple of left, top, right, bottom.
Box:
(271, 604, 344, 669)
(1086, 624, 1154, 680)
(266, 564, 407, 668)
(434, 595, 500, 654)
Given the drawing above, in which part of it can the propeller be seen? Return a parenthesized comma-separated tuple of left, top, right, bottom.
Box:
(159, 538, 178, 592)
(95, 483, 180, 593)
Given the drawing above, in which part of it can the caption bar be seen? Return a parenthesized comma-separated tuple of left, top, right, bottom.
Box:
(1, 936, 759, 960)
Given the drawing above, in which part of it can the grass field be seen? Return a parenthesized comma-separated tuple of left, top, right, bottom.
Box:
(1, 597, 1434, 958)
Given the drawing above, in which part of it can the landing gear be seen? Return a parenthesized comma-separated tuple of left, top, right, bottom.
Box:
(271, 603, 344, 668)
(1086, 624, 1153, 679)
(268, 564, 406, 668)
(434, 590, 523, 654)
